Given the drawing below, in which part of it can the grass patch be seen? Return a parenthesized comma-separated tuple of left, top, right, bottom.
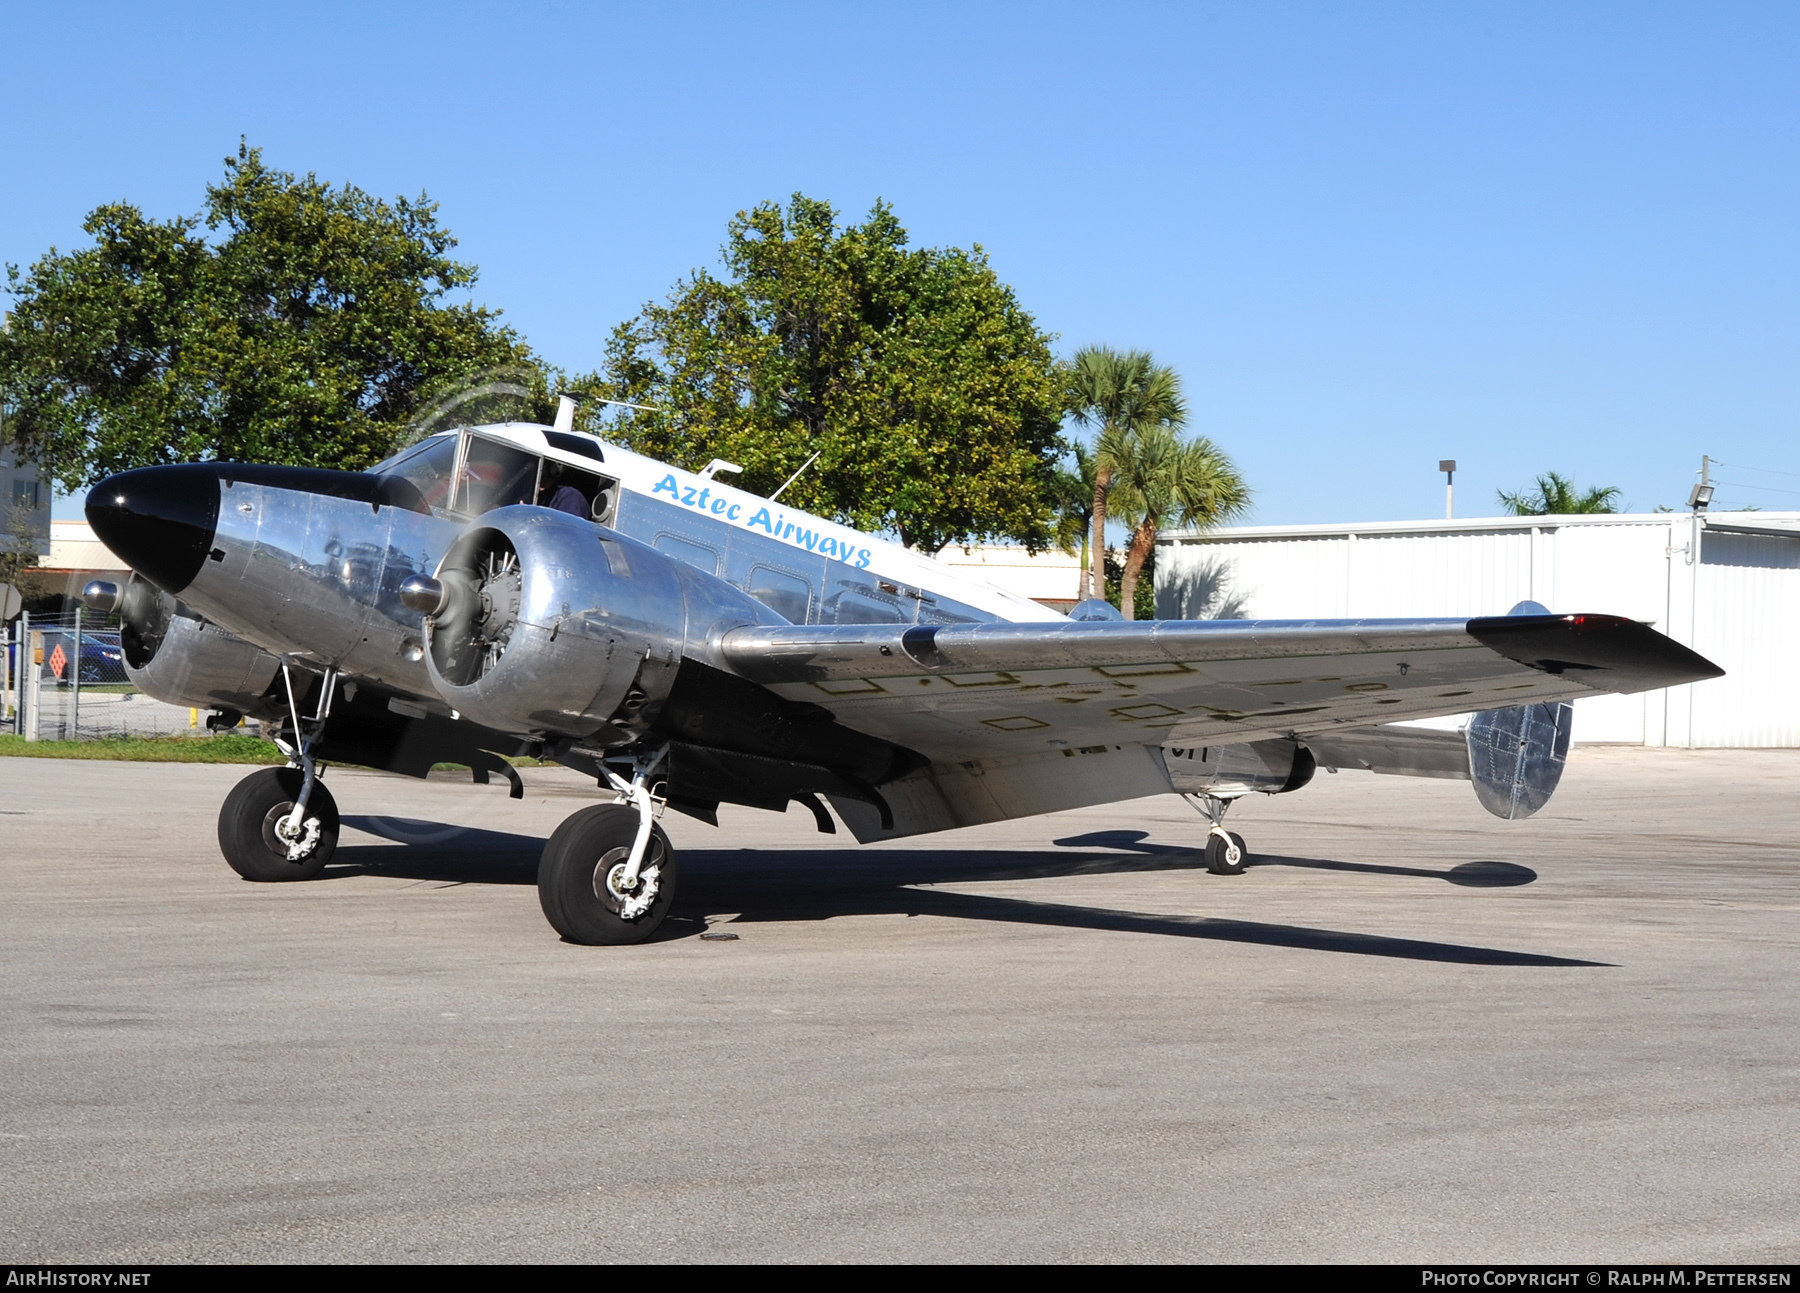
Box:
(0, 732, 288, 764)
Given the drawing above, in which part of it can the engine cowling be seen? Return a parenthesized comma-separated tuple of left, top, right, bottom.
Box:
(115, 573, 283, 713)
(422, 506, 780, 741)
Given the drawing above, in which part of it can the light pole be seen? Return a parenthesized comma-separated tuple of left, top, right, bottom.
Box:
(1439, 460, 1456, 520)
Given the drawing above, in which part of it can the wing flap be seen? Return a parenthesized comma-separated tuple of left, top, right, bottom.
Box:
(1304, 724, 1473, 780)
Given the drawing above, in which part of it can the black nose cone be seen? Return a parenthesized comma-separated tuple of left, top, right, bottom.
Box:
(85, 465, 222, 595)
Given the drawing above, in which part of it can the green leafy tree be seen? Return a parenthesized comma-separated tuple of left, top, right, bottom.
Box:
(1109, 426, 1249, 619)
(1497, 472, 1622, 515)
(578, 195, 1065, 552)
(0, 143, 535, 490)
(1, 501, 42, 592)
(1063, 348, 1186, 600)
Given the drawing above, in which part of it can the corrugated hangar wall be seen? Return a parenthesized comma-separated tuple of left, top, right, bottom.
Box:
(1155, 512, 1800, 748)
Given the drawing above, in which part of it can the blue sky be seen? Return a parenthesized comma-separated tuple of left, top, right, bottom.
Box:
(5, 2, 1796, 525)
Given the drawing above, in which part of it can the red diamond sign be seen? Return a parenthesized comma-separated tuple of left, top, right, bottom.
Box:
(47, 643, 67, 679)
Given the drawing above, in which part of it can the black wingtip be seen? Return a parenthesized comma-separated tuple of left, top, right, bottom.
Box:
(1467, 613, 1724, 694)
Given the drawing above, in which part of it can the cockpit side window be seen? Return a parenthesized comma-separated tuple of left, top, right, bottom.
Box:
(458, 437, 542, 516)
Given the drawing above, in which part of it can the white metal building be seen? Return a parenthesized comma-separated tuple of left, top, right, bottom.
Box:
(935, 544, 1082, 612)
(1156, 511, 1800, 748)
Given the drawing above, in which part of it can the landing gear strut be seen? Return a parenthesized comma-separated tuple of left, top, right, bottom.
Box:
(1185, 793, 1250, 876)
(217, 660, 340, 882)
(538, 745, 679, 944)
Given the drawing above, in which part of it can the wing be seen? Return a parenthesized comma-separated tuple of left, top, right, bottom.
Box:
(718, 613, 1721, 763)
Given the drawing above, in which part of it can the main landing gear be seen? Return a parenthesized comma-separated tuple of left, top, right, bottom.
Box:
(218, 766, 341, 881)
(538, 744, 679, 945)
(1185, 793, 1250, 875)
(218, 660, 340, 882)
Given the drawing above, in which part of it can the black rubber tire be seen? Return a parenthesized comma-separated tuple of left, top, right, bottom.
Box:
(1205, 830, 1249, 876)
(217, 767, 339, 882)
(538, 804, 678, 945)
(79, 661, 103, 683)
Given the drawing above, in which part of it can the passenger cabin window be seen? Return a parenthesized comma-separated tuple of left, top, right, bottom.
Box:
(748, 566, 812, 623)
(653, 532, 720, 575)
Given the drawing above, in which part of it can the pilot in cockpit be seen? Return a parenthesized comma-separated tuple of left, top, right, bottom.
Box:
(538, 460, 591, 518)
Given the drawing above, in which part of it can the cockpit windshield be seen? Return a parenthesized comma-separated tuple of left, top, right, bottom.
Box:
(374, 435, 460, 513)
(375, 430, 617, 524)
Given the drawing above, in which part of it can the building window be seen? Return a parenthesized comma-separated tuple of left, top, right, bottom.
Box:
(11, 480, 40, 510)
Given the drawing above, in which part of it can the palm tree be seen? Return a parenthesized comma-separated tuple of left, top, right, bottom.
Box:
(1497, 472, 1622, 515)
(1050, 440, 1096, 577)
(1110, 427, 1250, 619)
(1064, 347, 1186, 600)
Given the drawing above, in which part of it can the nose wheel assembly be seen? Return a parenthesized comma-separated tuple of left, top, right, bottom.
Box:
(217, 661, 342, 882)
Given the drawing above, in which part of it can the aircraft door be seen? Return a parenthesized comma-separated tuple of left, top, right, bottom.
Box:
(825, 575, 912, 625)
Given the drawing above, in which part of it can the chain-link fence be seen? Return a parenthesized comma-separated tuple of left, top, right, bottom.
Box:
(4, 609, 209, 741)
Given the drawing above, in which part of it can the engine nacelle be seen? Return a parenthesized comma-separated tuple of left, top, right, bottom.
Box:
(422, 506, 780, 741)
(116, 573, 283, 713)
(1162, 738, 1317, 798)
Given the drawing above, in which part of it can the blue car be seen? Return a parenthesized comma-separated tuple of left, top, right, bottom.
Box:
(39, 630, 128, 685)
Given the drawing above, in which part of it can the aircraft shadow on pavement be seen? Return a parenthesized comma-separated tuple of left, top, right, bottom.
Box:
(329, 816, 1600, 967)
(1053, 829, 1539, 888)
(331, 816, 542, 885)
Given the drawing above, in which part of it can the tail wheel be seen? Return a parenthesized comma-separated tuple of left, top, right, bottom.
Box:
(1205, 830, 1249, 876)
(217, 767, 340, 882)
(538, 804, 678, 945)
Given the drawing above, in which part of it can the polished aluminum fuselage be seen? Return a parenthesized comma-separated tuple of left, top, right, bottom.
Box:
(150, 428, 1025, 735)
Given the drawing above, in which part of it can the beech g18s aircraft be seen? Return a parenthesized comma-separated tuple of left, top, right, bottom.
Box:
(82, 398, 1723, 944)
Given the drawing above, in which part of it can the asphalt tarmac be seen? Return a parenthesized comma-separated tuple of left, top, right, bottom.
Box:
(1, 748, 1796, 1263)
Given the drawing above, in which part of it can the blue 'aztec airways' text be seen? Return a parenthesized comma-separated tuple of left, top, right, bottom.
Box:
(650, 475, 873, 568)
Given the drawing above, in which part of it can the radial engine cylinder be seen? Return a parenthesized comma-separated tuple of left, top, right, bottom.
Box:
(422, 506, 779, 741)
(116, 573, 283, 712)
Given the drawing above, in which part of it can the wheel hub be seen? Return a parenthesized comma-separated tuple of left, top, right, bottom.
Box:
(263, 804, 322, 862)
(594, 845, 662, 921)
